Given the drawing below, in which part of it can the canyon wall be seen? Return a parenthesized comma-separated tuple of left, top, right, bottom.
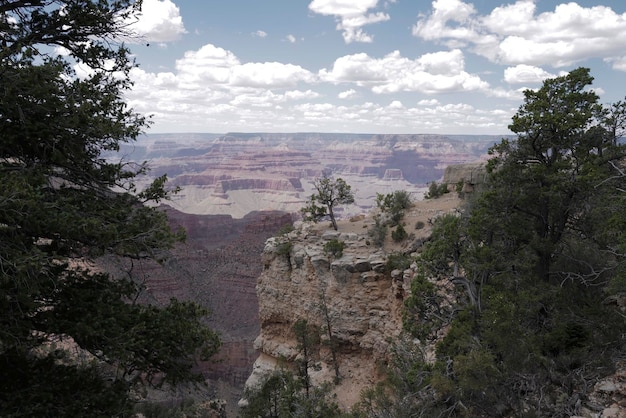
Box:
(117, 132, 500, 217)
(245, 194, 463, 409)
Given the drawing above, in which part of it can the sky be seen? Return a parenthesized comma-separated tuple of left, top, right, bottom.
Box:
(121, 0, 626, 135)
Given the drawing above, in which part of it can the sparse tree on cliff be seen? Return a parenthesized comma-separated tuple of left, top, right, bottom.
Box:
(301, 174, 355, 230)
(0, 1, 220, 415)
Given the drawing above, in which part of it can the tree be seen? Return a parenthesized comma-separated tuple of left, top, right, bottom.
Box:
(404, 68, 626, 415)
(0, 1, 220, 415)
(376, 190, 412, 226)
(301, 174, 354, 230)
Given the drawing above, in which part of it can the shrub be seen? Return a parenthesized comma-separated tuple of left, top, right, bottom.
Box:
(275, 241, 293, 256)
(368, 215, 387, 247)
(391, 224, 408, 242)
(415, 220, 425, 230)
(424, 182, 449, 199)
(323, 239, 345, 258)
(376, 190, 412, 226)
(277, 223, 295, 236)
(386, 252, 412, 272)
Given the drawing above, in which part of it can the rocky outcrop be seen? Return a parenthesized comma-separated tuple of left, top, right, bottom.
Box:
(443, 161, 487, 193)
(442, 161, 486, 185)
(244, 195, 464, 410)
(249, 228, 409, 408)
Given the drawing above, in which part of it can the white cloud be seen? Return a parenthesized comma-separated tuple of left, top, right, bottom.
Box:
(286, 34, 297, 43)
(130, 0, 186, 43)
(413, 0, 626, 68)
(319, 49, 490, 94)
(285, 89, 320, 100)
(418, 99, 440, 106)
(338, 89, 357, 99)
(308, 0, 390, 43)
(503, 64, 555, 84)
(230, 62, 315, 88)
(253, 30, 268, 38)
(605, 56, 626, 72)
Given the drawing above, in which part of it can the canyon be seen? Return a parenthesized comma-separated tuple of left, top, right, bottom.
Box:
(122, 132, 499, 217)
(109, 132, 499, 412)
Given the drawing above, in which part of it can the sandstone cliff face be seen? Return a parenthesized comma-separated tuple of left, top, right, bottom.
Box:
(251, 228, 407, 407)
(245, 195, 463, 409)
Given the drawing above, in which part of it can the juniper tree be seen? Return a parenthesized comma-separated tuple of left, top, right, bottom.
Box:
(0, 1, 220, 415)
(405, 68, 626, 416)
(301, 174, 354, 231)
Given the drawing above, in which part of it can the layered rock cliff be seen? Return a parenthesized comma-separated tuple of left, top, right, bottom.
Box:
(243, 192, 626, 417)
(245, 194, 462, 409)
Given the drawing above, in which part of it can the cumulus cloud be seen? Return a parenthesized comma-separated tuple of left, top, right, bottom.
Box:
(170, 44, 316, 89)
(605, 56, 626, 72)
(503, 64, 556, 84)
(130, 0, 186, 43)
(253, 30, 268, 38)
(308, 0, 390, 43)
(338, 89, 357, 99)
(413, 0, 626, 69)
(126, 42, 319, 127)
(286, 34, 297, 43)
(319, 49, 490, 94)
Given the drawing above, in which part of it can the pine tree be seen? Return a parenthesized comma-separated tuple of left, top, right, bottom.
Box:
(0, 2, 220, 415)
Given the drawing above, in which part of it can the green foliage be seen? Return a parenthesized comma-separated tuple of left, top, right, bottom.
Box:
(241, 320, 342, 418)
(367, 215, 388, 247)
(241, 369, 344, 418)
(275, 241, 294, 257)
(391, 224, 408, 242)
(385, 252, 412, 272)
(424, 181, 450, 199)
(323, 239, 345, 258)
(134, 398, 224, 418)
(403, 271, 452, 341)
(0, 1, 220, 414)
(301, 174, 355, 230)
(351, 338, 442, 417)
(455, 180, 465, 198)
(386, 68, 626, 416)
(415, 220, 425, 230)
(277, 223, 295, 236)
(376, 190, 412, 226)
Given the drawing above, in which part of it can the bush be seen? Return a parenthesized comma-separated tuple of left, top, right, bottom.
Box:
(391, 224, 408, 242)
(415, 221, 425, 230)
(376, 190, 412, 226)
(368, 215, 388, 247)
(424, 182, 449, 199)
(323, 239, 345, 258)
(386, 252, 412, 272)
(277, 223, 295, 236)
(275, 241, 293, 256)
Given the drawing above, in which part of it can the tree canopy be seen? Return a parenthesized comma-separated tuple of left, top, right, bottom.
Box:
(301, 174, 355, 231)
(0, 1, 220, 415)
(399, 68, 626, 416)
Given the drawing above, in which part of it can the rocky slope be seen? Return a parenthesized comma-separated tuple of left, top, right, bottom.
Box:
(99, 207, 293, 413)
(245, 194, 462, 409)
(244, 191, 626, 417)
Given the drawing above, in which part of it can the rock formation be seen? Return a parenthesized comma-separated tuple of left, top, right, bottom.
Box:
(245, 194, 463, 409)
(115, 132, 503, 217)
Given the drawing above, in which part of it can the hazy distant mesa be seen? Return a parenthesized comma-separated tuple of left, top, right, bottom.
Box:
(121, 132, 503, 218)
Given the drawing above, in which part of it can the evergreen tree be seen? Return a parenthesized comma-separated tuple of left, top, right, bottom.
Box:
(403, 68, 626, 416)
(0, 1, 220, 415)
(301, 174, 354, 231)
